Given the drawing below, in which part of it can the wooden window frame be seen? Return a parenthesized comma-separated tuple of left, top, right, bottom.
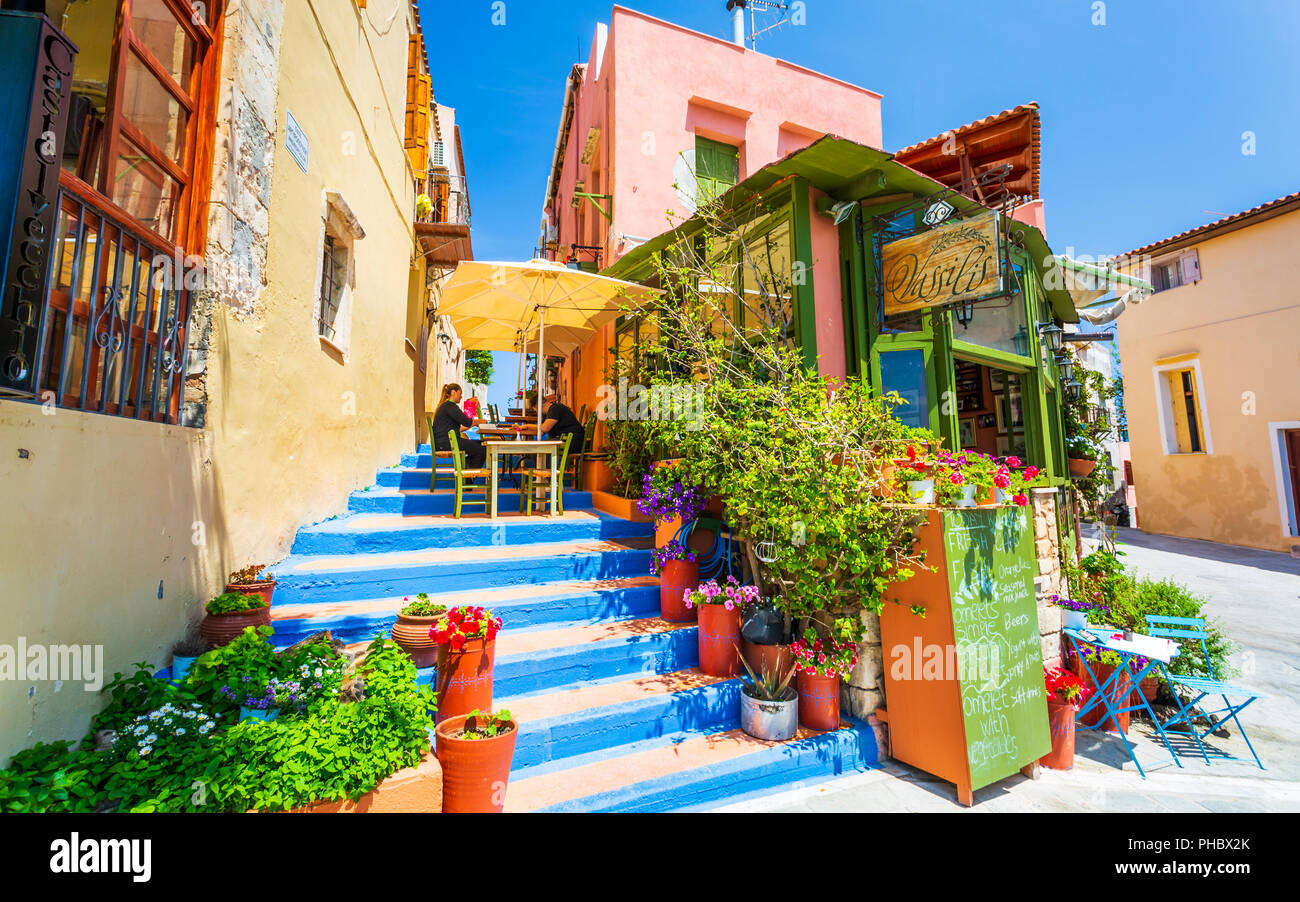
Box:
(1152, 357, 1213, 455)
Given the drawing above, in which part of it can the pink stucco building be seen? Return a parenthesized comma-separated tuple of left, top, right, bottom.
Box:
(540, 5, 882, 273)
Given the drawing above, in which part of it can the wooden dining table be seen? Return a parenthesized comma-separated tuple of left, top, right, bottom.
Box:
(483, 439, 562, 518)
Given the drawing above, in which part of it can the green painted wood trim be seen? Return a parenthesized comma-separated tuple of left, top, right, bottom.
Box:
(791, 179, 818, 372)
(837, 208, 869, 379)
(948, 339, 1035, 372)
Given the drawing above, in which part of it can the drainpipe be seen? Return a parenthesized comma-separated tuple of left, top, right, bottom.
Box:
(727, 0, 747, 47)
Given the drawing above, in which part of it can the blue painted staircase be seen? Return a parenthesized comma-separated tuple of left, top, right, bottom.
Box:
(267, 444, 879, 811)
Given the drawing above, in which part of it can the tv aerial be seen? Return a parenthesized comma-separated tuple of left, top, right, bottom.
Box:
(726, 0, 794, 50)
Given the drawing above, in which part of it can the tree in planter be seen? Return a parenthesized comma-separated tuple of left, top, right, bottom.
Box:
(464, 349, 494, 387)
(1061, 346, 1121, 518)
(622, 185, 931, 639)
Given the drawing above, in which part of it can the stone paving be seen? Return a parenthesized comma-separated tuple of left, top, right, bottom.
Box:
(708, 524, 1300, 812)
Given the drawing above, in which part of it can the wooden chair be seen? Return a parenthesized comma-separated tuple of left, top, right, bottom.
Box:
(567, 413, 609, 491)
(425, 415, 457, 492)
(447, 430, 492, 518)
(519, 433, 572, 516)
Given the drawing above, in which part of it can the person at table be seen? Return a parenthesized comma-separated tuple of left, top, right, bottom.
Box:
(432, 383, 486, 469)
(539, 391, 585, 454)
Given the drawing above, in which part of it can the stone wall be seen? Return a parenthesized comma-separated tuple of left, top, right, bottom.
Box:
(184, 0, 289, 428)
(1031, 488, 1065, 668)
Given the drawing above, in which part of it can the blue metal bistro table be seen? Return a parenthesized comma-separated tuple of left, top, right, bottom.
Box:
(1063, 626, 1182, 778)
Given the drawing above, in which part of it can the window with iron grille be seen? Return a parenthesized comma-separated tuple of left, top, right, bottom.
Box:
(318, 234, 347, 342)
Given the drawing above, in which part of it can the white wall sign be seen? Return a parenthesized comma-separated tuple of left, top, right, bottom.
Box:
(286, 110, 309, 173)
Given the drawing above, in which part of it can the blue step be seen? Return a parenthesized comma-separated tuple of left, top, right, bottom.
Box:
(376, 468, 575, 490)
(290, 511, 652, 555)
(269, 580, 662, 648)
(269, 541, 653, 606)
(491, 627, 698, 698)
(504, 677, 744, 771)
(533, 720, 877, 813)
(346, 488, 594, 516)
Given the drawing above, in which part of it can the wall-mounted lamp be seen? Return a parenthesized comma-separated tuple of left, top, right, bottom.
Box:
(1054, 352, 1075, 382)
(1064, 378, 1083, 401)
(828, 200, 858, 225)
(437, 331, 451, 346)
(1012, 325, 1030, 357)
(953, 298, 975, 328)
(1037, 321, 1064, 352)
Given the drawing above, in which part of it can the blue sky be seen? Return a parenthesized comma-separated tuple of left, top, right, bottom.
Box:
(421, 0, 1300, 407)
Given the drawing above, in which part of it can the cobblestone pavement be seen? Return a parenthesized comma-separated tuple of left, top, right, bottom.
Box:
(707, 525, 1300, 812)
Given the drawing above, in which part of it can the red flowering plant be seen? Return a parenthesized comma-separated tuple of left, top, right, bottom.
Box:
(428, 605, 503, 651)
(1044, 664, 1093, 708)
(790, 617, 862, 681)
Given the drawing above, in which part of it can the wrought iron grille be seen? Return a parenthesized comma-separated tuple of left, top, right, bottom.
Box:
(33, 177, 192, 424)
(318, 234, 345, 342)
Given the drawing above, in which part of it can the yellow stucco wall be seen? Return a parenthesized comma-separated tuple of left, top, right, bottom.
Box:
(1119, 208, 1300, 552)
(0, 1, 427, 762)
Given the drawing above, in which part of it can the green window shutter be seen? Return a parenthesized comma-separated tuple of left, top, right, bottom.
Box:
(695, 136, 739, 205)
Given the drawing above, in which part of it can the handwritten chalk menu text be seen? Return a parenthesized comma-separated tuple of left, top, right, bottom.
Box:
(942, 507, 1050, 791)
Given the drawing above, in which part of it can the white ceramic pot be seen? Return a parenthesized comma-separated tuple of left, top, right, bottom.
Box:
(906, 479, 935, 505)
(956, 485, 979, 508)
(1063, 609, 1087, 630)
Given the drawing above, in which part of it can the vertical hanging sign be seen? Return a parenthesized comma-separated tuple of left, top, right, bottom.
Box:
(0, 13, 78, 397)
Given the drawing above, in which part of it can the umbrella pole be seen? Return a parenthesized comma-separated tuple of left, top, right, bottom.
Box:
(537, 305, 545, 434)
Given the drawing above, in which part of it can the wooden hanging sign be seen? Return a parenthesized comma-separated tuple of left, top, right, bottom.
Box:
(881, 210, 1003, 316)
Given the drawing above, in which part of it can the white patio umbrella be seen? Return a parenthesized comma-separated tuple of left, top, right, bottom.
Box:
(438, 258, 658, 431)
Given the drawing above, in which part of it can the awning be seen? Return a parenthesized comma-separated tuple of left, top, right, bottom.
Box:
(1049, 255, 1153, 326)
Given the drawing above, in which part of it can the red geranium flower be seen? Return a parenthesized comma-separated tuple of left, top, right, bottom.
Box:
(449, 633, 466, 651)
(447, 608, 463, 625)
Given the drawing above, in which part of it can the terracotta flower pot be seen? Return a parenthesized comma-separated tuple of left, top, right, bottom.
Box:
(1073, 658, 1131, 734)
(391, 613, 441, 669)
(1040, 698, 1077, 770)
(435, 636, 496, 723)
(200, 606, 271, 647)
(658, 559, 699, 623)
(796, 669, 841, 732)
(1129, 674, 1160, 709)
(740, 639, 795, 680)
(1068, 457, 1097, 478)
(435, 714, 518, 813)
(697, 603, 741, 677)
(225, 579, 276, 607)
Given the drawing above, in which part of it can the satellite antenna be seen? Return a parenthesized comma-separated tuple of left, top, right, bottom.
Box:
(726, 0, 793, 50)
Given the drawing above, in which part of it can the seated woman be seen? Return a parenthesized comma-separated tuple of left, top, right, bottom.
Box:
(432, 383, 487, 470)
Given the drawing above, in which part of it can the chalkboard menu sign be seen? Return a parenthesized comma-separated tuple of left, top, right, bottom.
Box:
(942, 507, 1050, 790)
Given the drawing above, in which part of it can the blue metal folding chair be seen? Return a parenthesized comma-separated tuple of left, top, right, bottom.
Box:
(1145, 615, 1265, 769)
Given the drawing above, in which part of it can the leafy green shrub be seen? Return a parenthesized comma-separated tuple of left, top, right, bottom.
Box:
(205, 592, 267, 615)
(399, 592, 447, 617)
(1107, 575, 1235, 680)
(0, 635, 435, 813)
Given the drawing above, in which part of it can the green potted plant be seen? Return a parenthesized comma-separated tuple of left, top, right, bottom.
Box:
(737, 652, 798, 741)
(225, 564, 276, 606)
(435, 708, 518, 813)
(200, 592, 271, 647)
(430, 606, 503, 723)
(390, 592, 447, 668)
(170, 633, 208, 683)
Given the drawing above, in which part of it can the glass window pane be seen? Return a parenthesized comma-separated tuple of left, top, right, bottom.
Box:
(122, 51, 189, 165)
(879, 348, 929, 429)
(131, 0, 195, 89)
(951, 289, 1031, 357)
(739, 221, 793, 337)
(111, 140, 181, 239)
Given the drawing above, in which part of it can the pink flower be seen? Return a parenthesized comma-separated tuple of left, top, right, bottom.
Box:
(723, 600, 734, 611)
(1013, 492, 1029, 507)
(1025, 466, 1040, 479)
(685, 598, 693, 609)
(994, 471, 1011, 489)
(1006, 456, 1022, 468)
(950, 471, 964, 485)
(818, 653, 827, 663)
